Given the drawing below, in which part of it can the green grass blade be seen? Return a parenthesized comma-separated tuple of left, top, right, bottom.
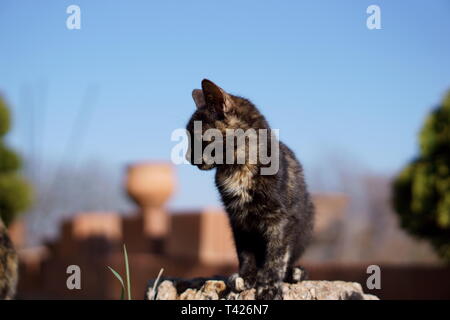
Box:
(107, 266, 125, 300)
(123, 244, 132, 300)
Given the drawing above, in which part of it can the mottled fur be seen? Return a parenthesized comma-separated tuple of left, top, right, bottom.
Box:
(186, 79, 314, 300)
(0, 218, 18, 300)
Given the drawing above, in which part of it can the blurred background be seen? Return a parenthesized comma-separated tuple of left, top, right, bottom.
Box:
(0, 0, 449, 299)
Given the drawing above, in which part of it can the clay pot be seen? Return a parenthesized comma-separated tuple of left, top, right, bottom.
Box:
(126, 163, 176, 238)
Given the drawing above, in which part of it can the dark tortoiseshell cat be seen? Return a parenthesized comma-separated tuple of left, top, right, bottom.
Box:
(0, 218, 18, 300)
(186, 79, 314, 300)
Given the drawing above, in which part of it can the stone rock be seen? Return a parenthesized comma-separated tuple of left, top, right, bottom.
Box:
(150, 280, 177, 300)
(145, 276, 379, 300)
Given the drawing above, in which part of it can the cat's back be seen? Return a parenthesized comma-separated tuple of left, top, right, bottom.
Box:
(278, 141, 313, 212)
(0, 220, 18, 300)
(278, 141, 305, 190)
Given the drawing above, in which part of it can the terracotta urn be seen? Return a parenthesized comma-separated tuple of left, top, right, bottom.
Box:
(126, 162, 176, 238)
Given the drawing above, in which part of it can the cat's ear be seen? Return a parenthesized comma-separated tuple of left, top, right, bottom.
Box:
(201, 79, 234, 114)
(192, 89, 205, 108)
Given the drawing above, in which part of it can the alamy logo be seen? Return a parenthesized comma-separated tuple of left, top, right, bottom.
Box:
(366, 5, 381, 30)
(66, 5, 81, 30)
(171, 121, 280, 175)
(66, 265, 81, 290)
(366, 264, 381, 289)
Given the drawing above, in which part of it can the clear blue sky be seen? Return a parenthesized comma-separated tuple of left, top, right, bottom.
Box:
(1, 0, 449, 209)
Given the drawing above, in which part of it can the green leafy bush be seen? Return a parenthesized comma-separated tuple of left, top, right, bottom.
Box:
(0, 96, 32, 226)
(0, 98, 11, 137)
(0, 143, 21, 172)
(393, 91, 450, 262)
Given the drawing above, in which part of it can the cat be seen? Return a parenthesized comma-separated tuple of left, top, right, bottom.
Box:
(0, 218, 18, 300)
(186, 79, 314, 300)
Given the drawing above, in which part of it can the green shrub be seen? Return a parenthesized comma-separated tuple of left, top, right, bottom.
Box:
(0, 96, 32, 226)
(0, 97, 11, 137)
(0, 173, 31, 226)
(0, 143, 21, 172)
(393, 91, 450, 262)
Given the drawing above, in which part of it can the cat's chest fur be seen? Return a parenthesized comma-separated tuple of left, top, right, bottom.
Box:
(216, 165, 255, 211)
(215, 165, 278, 230)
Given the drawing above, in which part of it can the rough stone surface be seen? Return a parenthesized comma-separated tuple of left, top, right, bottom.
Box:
(146, 276, 379, 300)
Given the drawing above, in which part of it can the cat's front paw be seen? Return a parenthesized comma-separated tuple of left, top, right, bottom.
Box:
(256, 283, 283, 300)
